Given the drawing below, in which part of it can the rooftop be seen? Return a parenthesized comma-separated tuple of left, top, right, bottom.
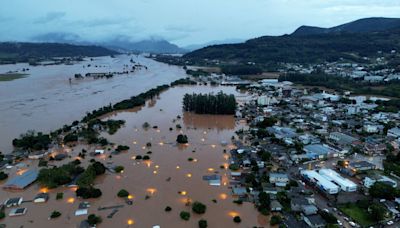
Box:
(4, 169, 38, 190)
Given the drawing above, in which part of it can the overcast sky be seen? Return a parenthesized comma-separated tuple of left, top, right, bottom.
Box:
(1, 0, 400, 46)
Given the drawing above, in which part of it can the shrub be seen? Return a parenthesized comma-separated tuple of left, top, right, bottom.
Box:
(199, 219, 208, 228)
(0, 211, 5, 219)
(117, 189, 129, 198)
(192, 202, 207, 214)
(56, 192, 64, 200)
(38, 159, 48, 167)
(50, 211, 61, 219)
(143, 155, 150, 160)
(270, 215, 282, 225)
(165, 206, 172, 212)
(229, 164, 240, 171)
(0, 172, 8, 181)
(76, 187, 102, 199)
(180, 211, 191, 221)
(176, 134, 188, 144)
(233, 216, 241, 223)
(135, 155, 143, 160)
(87, 214, 102, 226)
(114, 166, 124, 173)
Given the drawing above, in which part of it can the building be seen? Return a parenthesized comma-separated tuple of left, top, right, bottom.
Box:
(303, 214, 327, 228)
(270, 200, 283, 212)
(9, 208, 27, 217)
(388, 128, 400, 138)
(269, 173, 289, 187)
(34, 193, 49, 203)
(303, 144, 336, 160)
(341, 161, 376, 176)
(3, 169, 38, 190)
(329, 132, 358, 145)
(301, 170, 340, 194)
(363, 175, 397, 188)
(319, 169, 357, 192)
(4, 197, 23, 207)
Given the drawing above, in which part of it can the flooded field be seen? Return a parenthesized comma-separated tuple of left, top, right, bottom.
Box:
(0, 85, 266, 228)
(0, 55, 186, 153)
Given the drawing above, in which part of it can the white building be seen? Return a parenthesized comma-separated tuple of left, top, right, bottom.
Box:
(363, 124, 379, 133)
(363, 175, 397, 189)
(269, 173, 289, 187)
(319, 169, 357, 192)
(301, 170, 340, 194)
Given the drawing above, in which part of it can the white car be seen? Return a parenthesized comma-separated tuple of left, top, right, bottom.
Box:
(337, 220, 343, 226)
(387, 221, 394, 225)
(349, 221, 356, 227)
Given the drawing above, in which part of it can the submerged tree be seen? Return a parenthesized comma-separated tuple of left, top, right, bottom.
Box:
(182, 91, 236, 115)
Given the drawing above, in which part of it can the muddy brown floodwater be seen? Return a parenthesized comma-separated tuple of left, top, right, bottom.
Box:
(0, 54, 186, 153)
(0, 85, 268, 228)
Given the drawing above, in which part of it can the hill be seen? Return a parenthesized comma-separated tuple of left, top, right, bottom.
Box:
(184, 17, 400, 64)
(105, 38, 185, 54)
(0, 42, 118, 64)
(292, 17, 400, 36)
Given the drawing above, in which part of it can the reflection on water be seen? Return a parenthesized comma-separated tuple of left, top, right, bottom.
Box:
(183, 112, 236, 130)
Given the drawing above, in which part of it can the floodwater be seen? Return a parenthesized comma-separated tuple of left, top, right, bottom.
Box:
(0, 54, 186, 153)
(0, 85, 267, 227)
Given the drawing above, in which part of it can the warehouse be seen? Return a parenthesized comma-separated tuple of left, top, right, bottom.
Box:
(319, 169, 357, 192)
(301, 170, 340, 194)
(3, 169, 38, 190)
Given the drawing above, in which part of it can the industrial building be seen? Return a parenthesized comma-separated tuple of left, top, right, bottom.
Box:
(3, 169, 38, 190)
(319, 169, 357, 192)
(301, 170, 340, 194)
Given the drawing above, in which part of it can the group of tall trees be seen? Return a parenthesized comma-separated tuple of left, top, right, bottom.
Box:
(183, 91, 236, 115)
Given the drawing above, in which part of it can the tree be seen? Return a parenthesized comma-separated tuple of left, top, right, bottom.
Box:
(182, 91, 237, 115)
(180, 211, 190, 221)
(165, 206, 172, 212)
(319, 211, 337, 224)
(369, 203, 386, 221)
(176, 134, 188, 144)
(258, 192, 270, 215)
(369, 182, 399, 200)
(50, 211, 61, 219)
(87, 214, 102, 226)
(117, 189, 129, 198)
(198, 219, 208, 228)
(233, 216, 241, 223)
(76, 187, 102, 199)
(0, 172, 8, 181)
(270, 215, 282, 225)
(192, 202, 207, 214)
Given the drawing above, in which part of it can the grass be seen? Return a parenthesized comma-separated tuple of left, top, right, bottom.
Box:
(339, 203, 375, 227)
(0, 73, 28, 81)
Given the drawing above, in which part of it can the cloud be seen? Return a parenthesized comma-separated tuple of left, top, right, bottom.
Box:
(34, 11, 66, 24)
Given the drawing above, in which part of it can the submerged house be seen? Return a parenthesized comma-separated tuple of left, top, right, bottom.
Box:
(3, 169, 38, 190)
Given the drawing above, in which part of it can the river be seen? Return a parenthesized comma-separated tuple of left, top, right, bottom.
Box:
(0, 54, 186, 153)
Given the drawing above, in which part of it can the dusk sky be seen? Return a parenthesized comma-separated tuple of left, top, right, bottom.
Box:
(1, 0, 400, 46)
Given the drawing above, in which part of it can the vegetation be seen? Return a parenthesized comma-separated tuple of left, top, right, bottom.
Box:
(0, 42, 117, 64)
(0, 172, 8, 181)
(369, 182, 399, 200)
(12, 130, 51, 150)
(0, 211, 4, 219)
(37, 161, 84, 188)
(192, 201, 207, 214)
(339, 202, 376, 226)
(0, 73, 28, 82)
(165, 206, 172, 212)
(270, 215, 282, 226)
(198, 219, 208, 228)
(184, 29, 400, 64)
(114, 166, 125, 173)
(76, 187, 102, 199)
(63, 133, 78, 143)
(87, 214, 102, 226)
(319, 211, 338, 224)
(117, 189, 129, 198)
(180, 211, 191, 221)
(76, 162, 106, 187)
(50, 211, 61, 219)
(56, 192, 64, 200)
(258, 192, 271, 215)
(221, 65, 263, 75)
(176, 134, 189, 144)
(281, 72, 400, 100)
(233, 216, 241, 223)
(183, 91, 236, 114)
(229, 164, 240, 171)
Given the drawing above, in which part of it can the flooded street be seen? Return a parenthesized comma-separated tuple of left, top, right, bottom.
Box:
(0, 55, 186, 153)
(0, 83, 266, 227)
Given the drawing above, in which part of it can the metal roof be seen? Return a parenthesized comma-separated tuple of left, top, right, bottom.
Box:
(4, 169, 38, 189)
(301, 170, 339, 192)
(319, 169, 357, 189)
